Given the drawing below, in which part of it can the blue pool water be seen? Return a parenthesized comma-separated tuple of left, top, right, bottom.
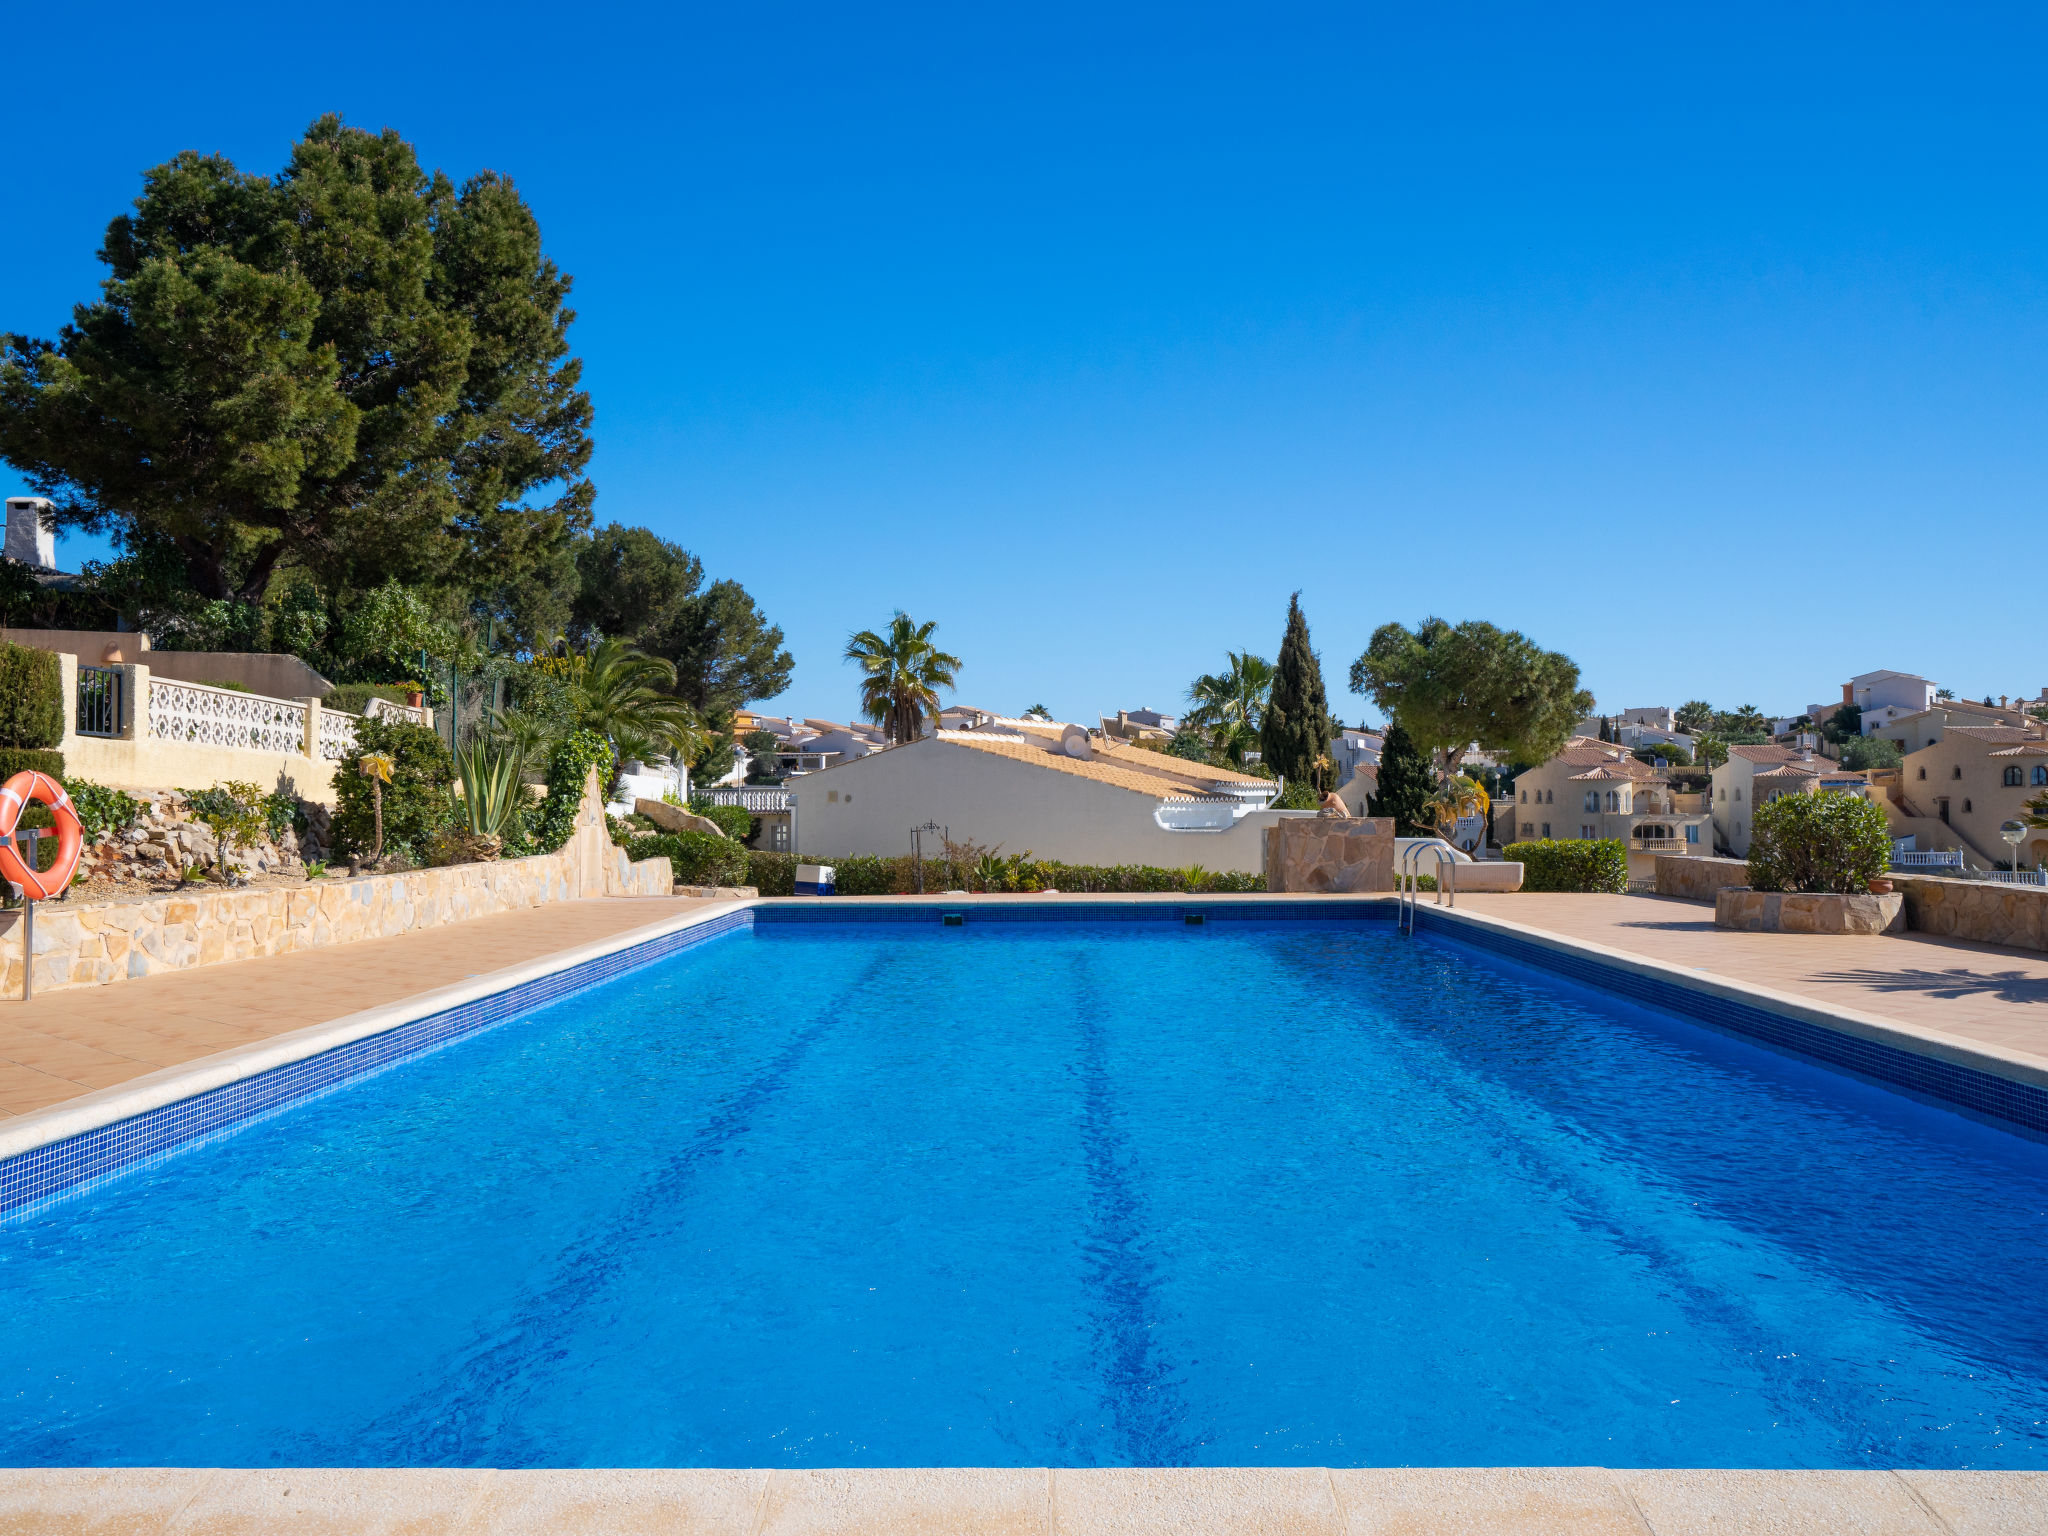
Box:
(2, 917, 2045, 1469)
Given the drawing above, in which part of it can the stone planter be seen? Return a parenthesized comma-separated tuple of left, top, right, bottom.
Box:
(1714, 886, 1905, 936)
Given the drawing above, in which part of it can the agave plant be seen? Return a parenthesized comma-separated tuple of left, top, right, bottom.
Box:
(453, 737, 528, 839)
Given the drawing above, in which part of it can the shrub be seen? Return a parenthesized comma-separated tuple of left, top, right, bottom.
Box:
(1839, 736, 1902, 772)
(0, 748, 64, 783)
(692, 802, 755, 842)
(62, 778, 138, 845)
(1504, 838, 1628, 893)
(533, 728, 612, 853)
(1273, 780, 1322, 810)
(333, 717, 456, 859)
(746, 850, 796, 895)
(323, 682, 413, 716)
(1747, 792, 1890, 894)
(0, 643, 61, 749)
(627, 830, 750, 887)
(182, 781, 269, 851)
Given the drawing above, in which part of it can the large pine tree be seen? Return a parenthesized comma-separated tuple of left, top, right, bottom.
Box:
(1368, 720, 1433, 834)
(1259, 591, 1334, 787)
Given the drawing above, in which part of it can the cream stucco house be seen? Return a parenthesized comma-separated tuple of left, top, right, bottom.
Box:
(1895, 726, 2048, 870)
(1708, 744, 1884, 857)
(1508, 737, 1710, 872)
(789, 720, 1295, 873)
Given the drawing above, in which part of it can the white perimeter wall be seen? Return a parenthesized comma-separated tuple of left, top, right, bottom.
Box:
(790, 738, 1279, 874)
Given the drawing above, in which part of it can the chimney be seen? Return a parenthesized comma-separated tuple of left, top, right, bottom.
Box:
(1841, 682, 1854, 707)
(3, 498, 55, 571)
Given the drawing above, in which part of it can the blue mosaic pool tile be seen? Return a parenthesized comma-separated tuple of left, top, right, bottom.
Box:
(1417, 906, 2048, 1137)
(0, 908, 753, 1221)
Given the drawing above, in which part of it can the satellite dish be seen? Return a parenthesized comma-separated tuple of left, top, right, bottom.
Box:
(1061, 724, 1092, 760)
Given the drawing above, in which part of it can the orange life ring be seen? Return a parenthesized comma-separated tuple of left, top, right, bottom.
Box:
(0, 771, 83, 901)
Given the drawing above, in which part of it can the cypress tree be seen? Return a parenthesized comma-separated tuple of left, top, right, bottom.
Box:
(1260, 591, 1334, 787)
(1368, 720, 1434, 835)
(1598, 715, 1612, 742)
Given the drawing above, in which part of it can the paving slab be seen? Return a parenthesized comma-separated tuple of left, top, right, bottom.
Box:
(1894, 1471, 2048, 1536)
(464, 1468, 769, 1535)
(1329, 1467, 1647, 1535)
(0, 1468, 216, 1536)
(758, 1468, 1050, 1535)
(168, 1468, 495, 1535)
(1614, 1469, 1945, 1535)
(1052, 1467, 1344, 1535)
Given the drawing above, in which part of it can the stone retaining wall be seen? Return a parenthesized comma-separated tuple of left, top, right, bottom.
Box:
(1654, 854, 1752, 901)
(1715, 887, 1906, 936)
(0, 769, 672, 996)
(1894, 874, 2048, 952)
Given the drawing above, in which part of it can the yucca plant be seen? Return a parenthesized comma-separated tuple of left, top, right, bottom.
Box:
(453, 738, 527, 839)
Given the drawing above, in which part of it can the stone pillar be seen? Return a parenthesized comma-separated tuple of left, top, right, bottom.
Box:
(55, 651, 78, 753)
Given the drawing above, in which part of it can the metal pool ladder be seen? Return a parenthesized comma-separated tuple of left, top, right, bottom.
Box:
(1397, 841, 1457, 935)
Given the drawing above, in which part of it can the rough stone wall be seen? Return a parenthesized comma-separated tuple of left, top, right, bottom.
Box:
(1894, 875, 2048, 952)
(1714, 888, 1906, 936)
(1264, 817, 1396, 893)
(0, 769, 671, 996)
(1654, 854, 1752, 902)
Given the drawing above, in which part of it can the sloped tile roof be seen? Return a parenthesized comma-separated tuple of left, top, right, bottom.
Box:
(937, 731, 1272, 800)
(1729, 743, 1840, 767)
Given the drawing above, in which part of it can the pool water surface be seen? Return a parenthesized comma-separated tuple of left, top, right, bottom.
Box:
(1, 917, 2044, 1468)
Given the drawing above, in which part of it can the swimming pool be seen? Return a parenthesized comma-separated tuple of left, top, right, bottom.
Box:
(2, 910, 2044, 1469)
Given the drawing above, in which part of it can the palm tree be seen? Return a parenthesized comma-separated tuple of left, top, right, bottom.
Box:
(1184, 651, 1273, 766)
(845, 613, 962, 743)
(575, 638, 705, 763)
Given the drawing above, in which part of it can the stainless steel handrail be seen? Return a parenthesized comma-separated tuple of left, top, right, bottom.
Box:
(1397, 841, 1459, 933)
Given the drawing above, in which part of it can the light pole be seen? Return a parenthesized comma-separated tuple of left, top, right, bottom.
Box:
(2001, 818, 2029, 880)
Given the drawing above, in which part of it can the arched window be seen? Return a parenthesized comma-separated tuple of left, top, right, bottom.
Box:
(1606, 789, 1619, 811)
(2005, 766, 2024, 787)
(1917, 767, 1926, 780)
(2034, 766, 2048, 787)
(1583, 790, 1599, 813)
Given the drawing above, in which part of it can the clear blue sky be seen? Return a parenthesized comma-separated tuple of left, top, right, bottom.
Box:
(6, 5, 2044, 724)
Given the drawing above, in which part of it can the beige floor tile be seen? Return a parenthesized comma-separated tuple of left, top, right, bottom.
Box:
(467, 1469, 768, 1535)
(1893, 1471, 2048, 1535)
(1053, 1468, 1341, 1536)
(755, 1468, 1048, 1536)
(168, 1468, 494, 1536)
(1329, 1467, 1643, 1535)
(0, 1468, 217, 1536)
(1615, 1469, 1942, 1535)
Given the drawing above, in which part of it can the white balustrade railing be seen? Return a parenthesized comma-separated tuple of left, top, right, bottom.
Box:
(1982, 869, 2048, 886)
(1894, 849, 1966, 870)
(700, 786, 792, 812)
(318, 709, 359, 760)
(148, 679, 307, 755)
(362, 696, 427, 726)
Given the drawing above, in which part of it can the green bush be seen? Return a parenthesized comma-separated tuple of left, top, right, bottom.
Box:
(533, 728, 612, 854)
(0, 643, 62, 749)
(62, 778, 138, 845)
(0, 748, 64, 783)
(1504, 838, 1629, 893)
(692, 802, 755, 842)
(1839, 736, 1902, 772)
(333, 717, 456, 859)
(1747, 792, 1890, 893)
(1273, 780, 1323, 810)
(746, 850, 796, 895)
(627, 830, 750, 887)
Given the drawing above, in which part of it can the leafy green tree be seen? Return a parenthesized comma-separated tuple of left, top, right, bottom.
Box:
(1350, 617, 1593, 781)
(1839, 735, 1902, 771)
(0, 116, 591, 628)
(571, 524, 703, 650)
(1165, 725, 1217, 764)
(1184, 650, 1272, 767)
(1674, 700, 1713, 733)
(846, 612, 961, 743)
(1632, 742, 1692, 767)
(661, 579, 793, 716)
(1367, 720, 1434, 835)
(1820, 703, 1863, 744)
(1692, 732, 1730, 771)
(1261, 592, 1333, 788)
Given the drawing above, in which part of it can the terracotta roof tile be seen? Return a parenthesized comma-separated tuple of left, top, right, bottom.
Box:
(1945, 725, 2036, 744)
(934, 731, 1273, 800)
(1729, 744, 1839, 767)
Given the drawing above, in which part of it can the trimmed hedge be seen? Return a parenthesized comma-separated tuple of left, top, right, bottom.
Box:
(739, 852, 1264, 896)
(0, 747, 64, 783)
(628, 830, 750, 887)
(1503, 838, 1628, 893)
(0, 643, 62, 749)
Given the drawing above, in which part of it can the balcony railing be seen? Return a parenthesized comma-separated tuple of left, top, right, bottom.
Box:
(1982, 869, 2048, 886)
(1894, 849, 1966, 870)
(701, 786, 792, 812)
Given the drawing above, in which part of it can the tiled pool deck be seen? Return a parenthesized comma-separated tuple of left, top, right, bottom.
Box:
(4, 890, 2046, 1531)
(1, 1464, 2040, 1533)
